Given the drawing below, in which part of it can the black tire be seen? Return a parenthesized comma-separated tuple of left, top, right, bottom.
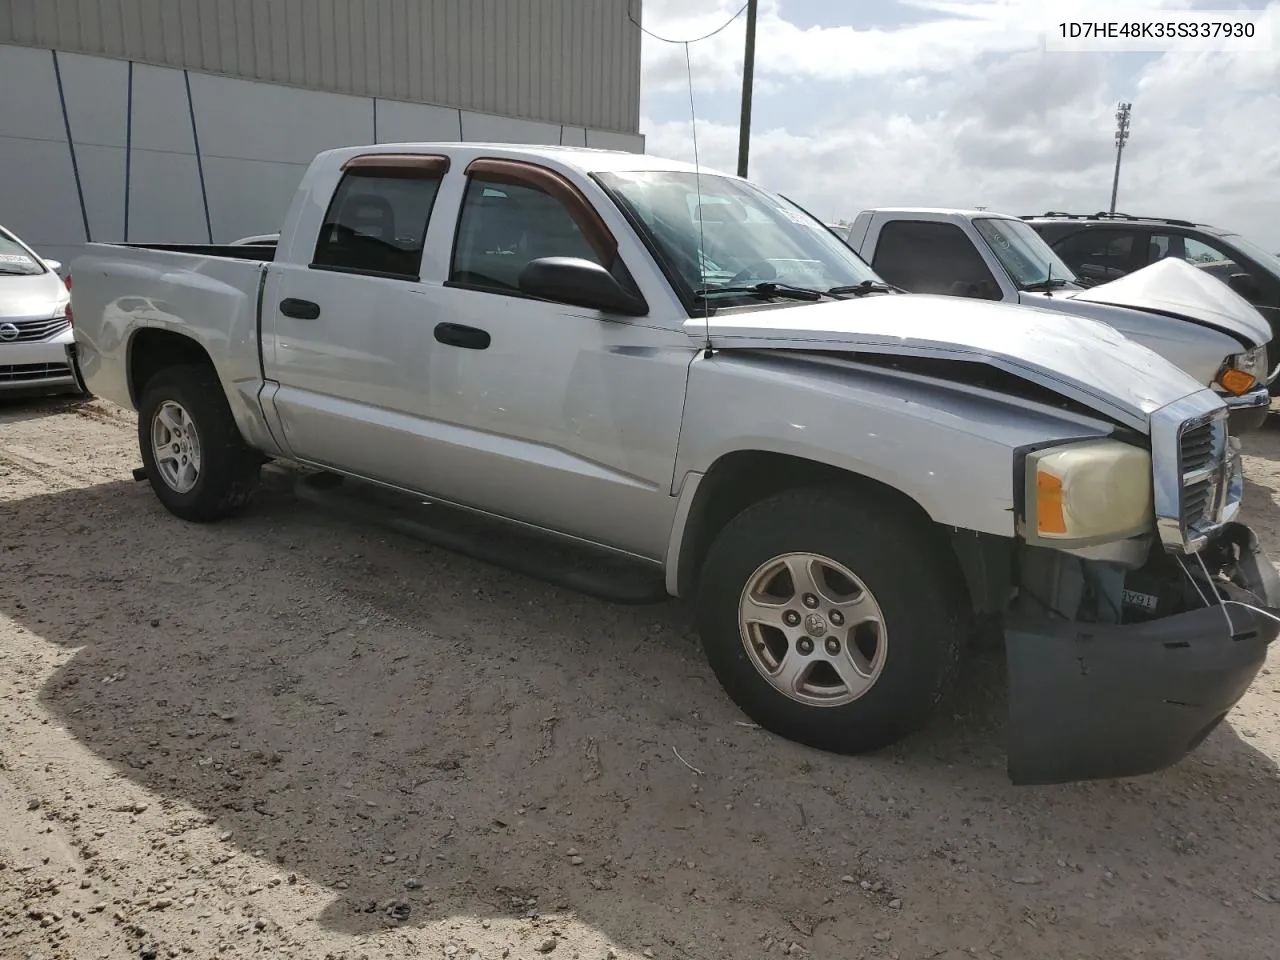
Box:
(695, 485, 969, 755)
(137, 363, 260, 522)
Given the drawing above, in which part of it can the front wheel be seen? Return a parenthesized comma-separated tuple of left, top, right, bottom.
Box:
(695, 486, 968, 754)
(137, 364, 261, 522)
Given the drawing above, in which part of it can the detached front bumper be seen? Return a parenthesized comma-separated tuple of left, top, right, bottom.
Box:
(1005, 522, 1279, 786)
(1222, 384, 1271, 434)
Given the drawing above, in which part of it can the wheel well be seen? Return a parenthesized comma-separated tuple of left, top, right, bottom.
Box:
(128, 329, 214, 406)
(675, 451, 952, 599)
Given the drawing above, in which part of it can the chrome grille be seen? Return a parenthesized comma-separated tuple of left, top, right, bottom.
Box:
(0, 362, 71, 383)
(1177, 413, 1228, 535)
(1152, 395, 1241, 554)
(0, 316, 71, 342)
(1178, 421, 1215, 474)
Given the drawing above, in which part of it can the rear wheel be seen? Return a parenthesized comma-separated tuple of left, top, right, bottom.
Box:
(695, 486, 968, 754)
(137, 364, 260, 522)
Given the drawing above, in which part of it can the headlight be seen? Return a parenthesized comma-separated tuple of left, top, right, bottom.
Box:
(1216, 346, 1266, 396)
(1023, 439, 1154, 546)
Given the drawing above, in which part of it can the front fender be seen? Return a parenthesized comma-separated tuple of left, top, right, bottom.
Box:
(673, 350, 1119, 537)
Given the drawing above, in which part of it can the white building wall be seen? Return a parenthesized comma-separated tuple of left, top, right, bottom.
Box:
(0, 43, 645, 269)
(0, 0, 645, 136)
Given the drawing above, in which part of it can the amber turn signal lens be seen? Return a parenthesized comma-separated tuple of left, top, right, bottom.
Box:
(1218, 368, 1258, 396)
(1036, 470, 1067, 535)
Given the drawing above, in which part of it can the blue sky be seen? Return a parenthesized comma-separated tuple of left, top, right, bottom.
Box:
(637, 0, 1280, 248)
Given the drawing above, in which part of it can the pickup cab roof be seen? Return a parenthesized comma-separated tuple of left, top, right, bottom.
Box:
(313, 141, 715, 178)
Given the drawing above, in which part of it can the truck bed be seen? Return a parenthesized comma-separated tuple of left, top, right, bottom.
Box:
(69, 241, 273, 446)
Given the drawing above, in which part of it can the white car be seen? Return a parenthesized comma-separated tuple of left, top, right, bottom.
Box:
(0, 223, 83, 397)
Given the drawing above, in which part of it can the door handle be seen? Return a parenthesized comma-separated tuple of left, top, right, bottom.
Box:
(434, 322, 491, 350)
(279, 297, 321, 320)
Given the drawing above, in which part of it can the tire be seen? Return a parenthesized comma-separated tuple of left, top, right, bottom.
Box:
(137, 363, 260, 522)
(695, 485, 968, 755)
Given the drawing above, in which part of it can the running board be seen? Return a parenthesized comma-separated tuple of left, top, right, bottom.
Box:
(291, 472, 669, 605)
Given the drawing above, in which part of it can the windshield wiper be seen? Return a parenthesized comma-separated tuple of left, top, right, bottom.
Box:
(1020, 278, 1072, 293)
(826, 280, 900, 296)
(0, 267, 38, 276)
(692, 282, 827, 303)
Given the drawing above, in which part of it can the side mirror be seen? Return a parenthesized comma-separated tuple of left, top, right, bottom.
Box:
(44, 259, 62, 273)
(1227, 271, 1262, 301)
(518, 257, 648, 317)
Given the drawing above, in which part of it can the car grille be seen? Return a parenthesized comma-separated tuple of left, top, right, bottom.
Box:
(0, 362, 72, 383)
(0, 316, 71, 342)
(1177, 414, 1228, 533)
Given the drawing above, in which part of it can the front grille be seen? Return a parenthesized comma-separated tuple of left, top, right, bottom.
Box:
(1179, 421, 1215, 474)
(1177, 414, 1227, 533)
(0, 362, 71, 383)
(1182, 478, 1212, 528)
(0, 316, 70, 342)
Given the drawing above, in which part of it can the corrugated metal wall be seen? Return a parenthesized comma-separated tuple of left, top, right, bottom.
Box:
(0, 0, 642, 134)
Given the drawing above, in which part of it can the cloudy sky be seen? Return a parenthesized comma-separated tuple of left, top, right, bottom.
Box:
(636, 0, 1280, 249)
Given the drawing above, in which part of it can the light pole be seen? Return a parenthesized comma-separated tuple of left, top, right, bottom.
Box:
(736, 0, 759, 177)
(1109, 102, 1132, 215)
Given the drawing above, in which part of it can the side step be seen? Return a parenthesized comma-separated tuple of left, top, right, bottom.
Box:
(291, 472, 669, 605)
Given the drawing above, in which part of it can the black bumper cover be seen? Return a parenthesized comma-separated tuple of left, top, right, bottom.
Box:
(1005, 523, 1280, 786)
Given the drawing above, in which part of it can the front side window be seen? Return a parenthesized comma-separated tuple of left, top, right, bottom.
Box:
(450, 180, 603, 293)
(1183, 236, 1235, 265)
(596, 171, 883, 309)
(1216, 232, 1280, 276)
(872, 220, 1001, 300)
(0, 229, 44, 276)
(972, 217, 1077, 290)
(312, 171, 442, 279)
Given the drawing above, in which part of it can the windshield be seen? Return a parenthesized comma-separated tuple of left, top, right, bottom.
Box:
(0, 229, 44, 276)
(1217, 232, 1280, 276)
(595, 171, 884, 306)
(972, 217, 1078, 289)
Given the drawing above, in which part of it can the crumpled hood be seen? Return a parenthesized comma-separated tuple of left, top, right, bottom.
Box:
(0, 270, 68, 319)
(1065, 257, 1270, 347)
(692, 293, 1213, 432)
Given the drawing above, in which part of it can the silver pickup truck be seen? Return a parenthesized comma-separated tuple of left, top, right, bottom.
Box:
(69, 143, 1278, 785)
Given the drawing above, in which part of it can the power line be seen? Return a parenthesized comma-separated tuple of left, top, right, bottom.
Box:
(627, 3, 748, 44)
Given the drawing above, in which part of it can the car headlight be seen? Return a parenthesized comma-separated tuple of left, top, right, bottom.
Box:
(1023, 439, 1154, 546)
(1216, 346, 1266, 396)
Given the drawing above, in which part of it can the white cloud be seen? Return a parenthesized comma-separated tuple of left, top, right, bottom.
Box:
(640, 0, 1213, 92)
(638, 0, 1280, 248)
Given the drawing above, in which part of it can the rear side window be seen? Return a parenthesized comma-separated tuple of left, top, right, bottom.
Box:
(312, 169, 443, 280)
(450, 179, 603, 293)
(872, 220, 1001, 300)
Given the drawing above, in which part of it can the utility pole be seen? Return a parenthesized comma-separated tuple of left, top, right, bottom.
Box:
(1109, 101, 1132, 214)
(736, 0, 759, 177)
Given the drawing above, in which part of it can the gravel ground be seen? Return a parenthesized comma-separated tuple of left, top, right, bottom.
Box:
(2, 395, 1279, 960)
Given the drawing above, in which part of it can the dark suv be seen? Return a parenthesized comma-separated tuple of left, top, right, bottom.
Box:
(1023, 212, 1280, 391)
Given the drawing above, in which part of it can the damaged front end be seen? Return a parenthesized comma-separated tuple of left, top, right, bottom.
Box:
(1004, 393, 1280, 785)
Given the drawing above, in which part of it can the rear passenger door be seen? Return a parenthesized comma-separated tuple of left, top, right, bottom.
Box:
(262, 154, 450, 486)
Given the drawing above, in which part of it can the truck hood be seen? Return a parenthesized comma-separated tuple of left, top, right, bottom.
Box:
(692, 293, 1211, 432)
(1063, 257, 1270, 348)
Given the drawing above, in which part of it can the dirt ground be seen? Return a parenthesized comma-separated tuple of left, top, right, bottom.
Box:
(2, 396, 1279, 960)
